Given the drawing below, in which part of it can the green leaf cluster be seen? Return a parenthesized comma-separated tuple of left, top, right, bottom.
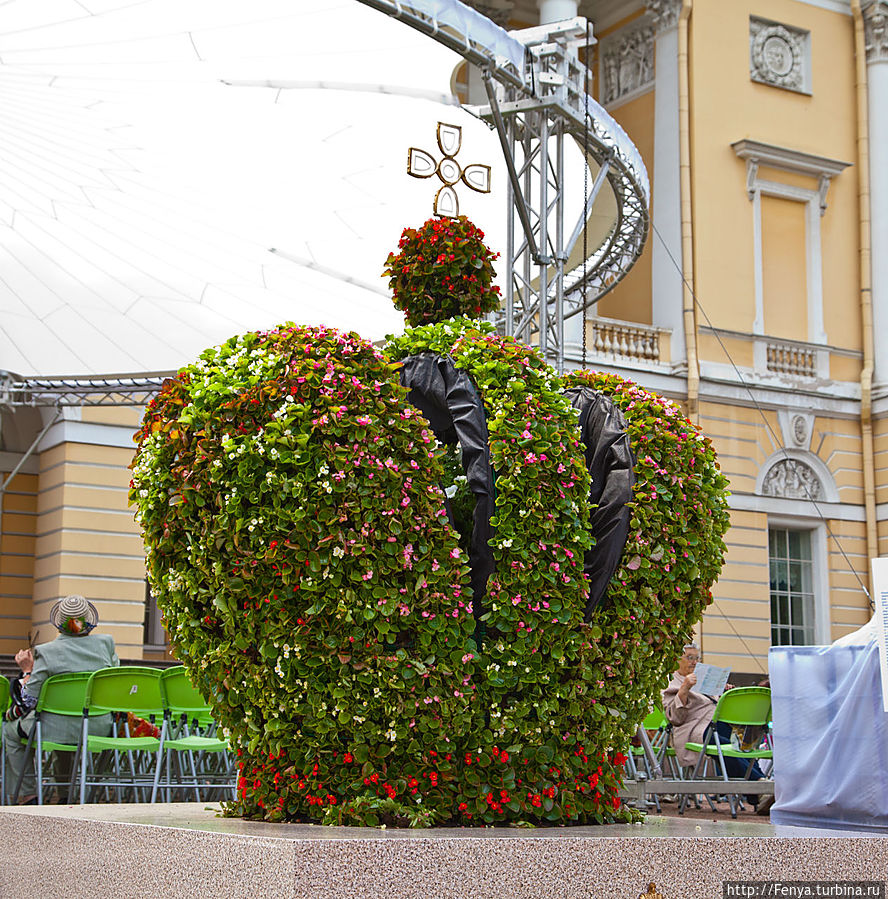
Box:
(383, 216, 501, 327)
(560, 369, 732, 741)
(129, 320, 730, 827)
(131, 325, 476, 823)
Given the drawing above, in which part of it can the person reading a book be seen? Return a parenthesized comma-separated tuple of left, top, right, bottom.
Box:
(662, 643, 765, 799)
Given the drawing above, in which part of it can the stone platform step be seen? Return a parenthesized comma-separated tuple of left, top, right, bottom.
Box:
(0, 803, 884, 899)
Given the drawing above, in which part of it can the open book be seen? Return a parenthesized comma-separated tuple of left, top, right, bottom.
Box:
(690, 663, 730, 697)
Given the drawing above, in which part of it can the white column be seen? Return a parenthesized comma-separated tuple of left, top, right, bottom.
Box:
(864, 1, 888, 387)
(647, 0, 685, 364)
(537, 0, 578, 24)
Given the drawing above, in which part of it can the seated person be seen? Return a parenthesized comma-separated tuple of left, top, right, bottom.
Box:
(661, 643, 764, 797)
(3, 595, 119, 804)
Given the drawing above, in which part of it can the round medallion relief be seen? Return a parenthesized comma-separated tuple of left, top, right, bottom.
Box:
(762, 35, 794, 76)
(752, 24, 803, 89)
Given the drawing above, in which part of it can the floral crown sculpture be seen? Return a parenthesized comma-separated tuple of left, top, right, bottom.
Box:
(130, 214, 730, 827)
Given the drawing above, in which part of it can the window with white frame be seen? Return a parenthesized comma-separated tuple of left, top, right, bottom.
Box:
(769, 527, 815, 646)
(143, 580, 167, 650)
(731, 140, 851, 380)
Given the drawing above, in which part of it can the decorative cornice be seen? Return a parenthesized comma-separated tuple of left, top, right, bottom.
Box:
(645, 0, 682, 32)
(732, 139, 852, 177)
(732, 139, 852, 213)
(862, 0, 888, 64)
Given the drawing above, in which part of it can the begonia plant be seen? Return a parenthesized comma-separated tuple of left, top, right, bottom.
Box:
(129, 218, 730, 827)
(383, 215, 500, 326)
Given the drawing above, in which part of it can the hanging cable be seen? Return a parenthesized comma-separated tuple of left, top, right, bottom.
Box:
(581, 19, 590, 371)
(651, 221, 874, 611)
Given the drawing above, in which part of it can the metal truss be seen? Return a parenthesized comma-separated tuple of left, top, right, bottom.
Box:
(489, 95, 571, 367)
(0, 373, 168, 408)
(355, 1, 651, 372)
(480, 17, 650, 370)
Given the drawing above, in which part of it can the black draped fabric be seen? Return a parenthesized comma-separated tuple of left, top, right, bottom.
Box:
(399, 353, 495, 615)
(563, 385, 635, 619)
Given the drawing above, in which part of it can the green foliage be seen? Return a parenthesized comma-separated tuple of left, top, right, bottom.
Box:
(383, 216, 500, 326)
(561, 369, 732, 732)
(130, 320, 730, 828)
(388, 319, 631, 825)
(131, 325, 476, 823)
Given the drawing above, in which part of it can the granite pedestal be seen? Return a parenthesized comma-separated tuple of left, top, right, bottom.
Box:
(1, 803, 885, 899)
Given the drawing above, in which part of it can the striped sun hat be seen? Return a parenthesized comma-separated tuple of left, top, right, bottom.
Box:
(49, 594, 99, 635)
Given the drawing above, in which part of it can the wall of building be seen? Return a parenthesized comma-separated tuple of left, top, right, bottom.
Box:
(0, 405, 152, 660)
(592, 0, 881, 679)
(0, 462, 38, 654)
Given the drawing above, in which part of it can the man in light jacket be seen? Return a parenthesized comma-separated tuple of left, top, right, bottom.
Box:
(4, 594, 118, 804)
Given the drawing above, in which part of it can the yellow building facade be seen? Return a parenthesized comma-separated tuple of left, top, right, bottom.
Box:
(0, 398, 165, 662)
(472, 0, 885, 677)
(566, 0, 886, 677)
(0, 0, 885, 680)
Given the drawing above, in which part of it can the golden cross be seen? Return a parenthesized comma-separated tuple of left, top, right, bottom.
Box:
(407, 122, 491, 217)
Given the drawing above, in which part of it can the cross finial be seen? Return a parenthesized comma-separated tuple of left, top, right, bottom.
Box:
(407, 122, 491, 217)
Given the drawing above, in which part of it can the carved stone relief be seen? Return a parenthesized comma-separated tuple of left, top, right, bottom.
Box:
(791, 415, 808, 447)
(599, 21, 654, 107)
(645, 0, 682, 32)
(750, 17, 809, 93)
(862, 1, 888, 64)
(777, 410, 814, 451)
(761, 459, 823, 501)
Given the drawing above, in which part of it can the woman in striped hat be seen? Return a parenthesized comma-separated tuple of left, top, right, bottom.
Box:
(3, 595, 118, 804)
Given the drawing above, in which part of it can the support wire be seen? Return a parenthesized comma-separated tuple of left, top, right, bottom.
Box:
(651, 222, 874, 613)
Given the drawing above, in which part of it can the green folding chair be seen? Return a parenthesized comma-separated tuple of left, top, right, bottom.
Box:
(153, 666, 233, 802)
(628, 708, 666, 773)
(626, 706, 686, 812)
(78, 667, 166, 804)
(647, 707, 686, 779)
(681, 686, 773, 817)
(11, 671, 107, 805)
(0, 677, 9, 805)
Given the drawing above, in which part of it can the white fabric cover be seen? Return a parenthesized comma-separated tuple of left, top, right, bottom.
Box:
(769, 643, 888, 832)
(406, 0, 527, 74)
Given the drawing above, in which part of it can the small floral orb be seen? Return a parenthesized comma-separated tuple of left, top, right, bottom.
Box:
(383, 215, 500, 326)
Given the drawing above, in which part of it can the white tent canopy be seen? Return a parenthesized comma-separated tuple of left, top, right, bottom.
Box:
(1, 0, 518, 376)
